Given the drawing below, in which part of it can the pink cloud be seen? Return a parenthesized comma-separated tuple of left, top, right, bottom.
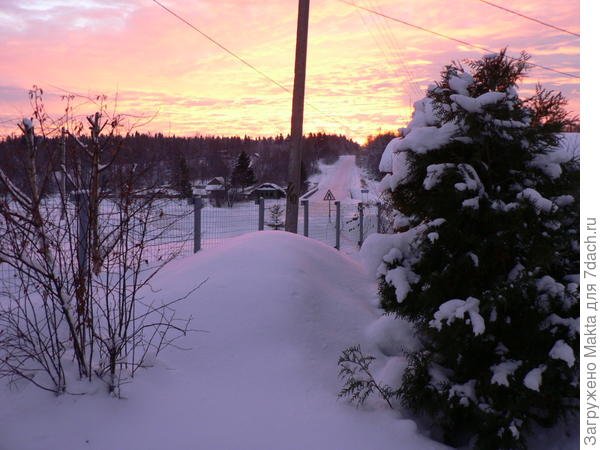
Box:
(0, 0, 579, 141)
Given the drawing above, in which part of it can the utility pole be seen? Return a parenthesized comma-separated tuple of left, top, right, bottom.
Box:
(285, 0, 310, 233)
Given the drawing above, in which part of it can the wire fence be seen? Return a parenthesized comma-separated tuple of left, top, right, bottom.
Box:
(1, 197, 387, 298)
(201, 201, 260, 249)
(144, 197, 385, 255)
(134, 198, 195, 261)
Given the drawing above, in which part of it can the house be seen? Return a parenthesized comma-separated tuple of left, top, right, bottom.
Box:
(247, 183, 287, 200)
(204, 177, 228, 206)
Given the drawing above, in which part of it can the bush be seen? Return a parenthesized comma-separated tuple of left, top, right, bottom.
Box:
(376, 50, 579, 448)
(0, 89, 195, 395)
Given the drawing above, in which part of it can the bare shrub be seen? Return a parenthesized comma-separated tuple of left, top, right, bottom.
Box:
(0, 88, 197, 394)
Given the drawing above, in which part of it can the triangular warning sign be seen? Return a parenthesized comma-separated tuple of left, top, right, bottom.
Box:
(323, 190, 336, 201)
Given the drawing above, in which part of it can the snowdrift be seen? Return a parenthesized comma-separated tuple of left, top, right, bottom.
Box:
(0, 231, 446, 450)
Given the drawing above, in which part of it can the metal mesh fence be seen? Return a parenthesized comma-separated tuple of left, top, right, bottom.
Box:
(200, 201, 260, 249)
(363, 202, 380, 239)
(1, 197, 387, 297)
(134, 198, 195, 262)
(304, 201, 337, 248)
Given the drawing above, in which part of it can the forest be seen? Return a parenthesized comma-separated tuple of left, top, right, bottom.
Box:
(0, 131, 361, 197)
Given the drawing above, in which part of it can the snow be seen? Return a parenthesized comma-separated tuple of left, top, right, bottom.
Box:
(461, 197, 479, 209)
(405, 97, 438, 130)
(22, 117, 33, 130)
(490, 360, 522, 387)
(449, 91, 505, 114)
(310, 155, 362, 202)
(379, 137, 403, 173)
(385, 266, 418, 303)
(493, 119, 528, 128)
(359, 227, 424, 280)
(428, 363, 451, 390)
(509, 420, 521, 439)
(517, 188, 556, 214)
(377, 356, 408, 390)
(543, 314, 579, 338)
(0, 231, 448, 450)
(529, 133, 580, 180)
(457, 163, 484, 192)
(379, 121, 457, 174)
(548, 340, 575, 367)
(427, 232, 439, 243)
(536, 275, 565, 299)
(508, 263, 525, 281)
(366, 315, 421, 357)
(553, 195, 575, 207)
(448, 379, 477, 406)
(523, 365, 546, 392)
(423, 163, 455, 190)
(447, 73, 473, 96)
(399, 123, 459, 155)
(467, 252, 479, 267)
(379, 151, 411, 191)
(429, 297, 485, 336)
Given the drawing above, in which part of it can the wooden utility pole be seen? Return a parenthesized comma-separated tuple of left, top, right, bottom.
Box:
(285, 0, 310, 233)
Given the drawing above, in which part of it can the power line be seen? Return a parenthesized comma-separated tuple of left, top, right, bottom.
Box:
(151, 0, 358, 137)
(151, 0, 290, 93)
(364, 0, 425, 98)
(355, 5, 420, 103)
(360, 0, 422, 100)
(339, 0, 579, 79)
(475, 0, 580, 38)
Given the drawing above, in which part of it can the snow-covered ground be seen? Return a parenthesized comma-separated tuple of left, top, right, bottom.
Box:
(0, 142, 579, 449)
(0, 232, 447, 450)
(305, 155, 380, 204)
(309, 155, 362, 202)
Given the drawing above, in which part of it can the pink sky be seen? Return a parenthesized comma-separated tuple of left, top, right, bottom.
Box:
(0, 0, 579, 142)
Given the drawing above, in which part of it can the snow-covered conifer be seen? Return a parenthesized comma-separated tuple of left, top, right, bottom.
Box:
(377, 49, 579, 449)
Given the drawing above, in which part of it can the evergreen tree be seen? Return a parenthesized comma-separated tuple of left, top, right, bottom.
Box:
(377, 50, 579, 449)
(364, 132, 398, 180)
(174, 156, 193, 199)
(231, 151, 256, 188)
(267, 204, 284, 230)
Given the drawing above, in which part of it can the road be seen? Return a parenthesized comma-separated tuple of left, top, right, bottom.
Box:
(309, 155, 362, 203)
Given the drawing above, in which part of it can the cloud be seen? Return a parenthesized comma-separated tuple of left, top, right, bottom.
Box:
(0, 0, 579, 141)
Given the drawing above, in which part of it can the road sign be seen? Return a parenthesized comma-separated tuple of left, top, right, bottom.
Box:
(323, 189, 336, 222)
(323, 190, 336, 201)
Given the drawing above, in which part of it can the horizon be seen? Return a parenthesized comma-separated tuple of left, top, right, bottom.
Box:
(0, 0, 580, 143)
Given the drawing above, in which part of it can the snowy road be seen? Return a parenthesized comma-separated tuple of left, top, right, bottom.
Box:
(309, 155, 362, 203)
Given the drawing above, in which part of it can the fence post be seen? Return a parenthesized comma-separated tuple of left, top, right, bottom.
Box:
(301, 199, 309, 236)
(358, 202, 364, 247)
(376, 202, 382, 234)
(335, 201, 341, 250)
(193, 196, 202, 253)
(258, 197, 265, 231)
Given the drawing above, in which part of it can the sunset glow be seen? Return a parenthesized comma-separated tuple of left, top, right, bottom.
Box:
(0, 0, 580, 142)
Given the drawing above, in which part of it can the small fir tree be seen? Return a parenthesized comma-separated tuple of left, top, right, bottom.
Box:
(267, 204, 284, 230)
(377, 50, 579, 449)
(174, 156, 193, 199)
(231, 151, 256, 189)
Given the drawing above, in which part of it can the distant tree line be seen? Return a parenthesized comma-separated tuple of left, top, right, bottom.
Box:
(359, 132, 399, 180)
(0, 131, 360, 197)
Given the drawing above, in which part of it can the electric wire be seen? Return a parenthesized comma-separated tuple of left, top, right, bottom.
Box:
(151, 0, 359, 137)
(339, 0, 579, 79)
(355, 6, 419, 105)
(364, 0, 424, 99)
(474, 0, 579, 38)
